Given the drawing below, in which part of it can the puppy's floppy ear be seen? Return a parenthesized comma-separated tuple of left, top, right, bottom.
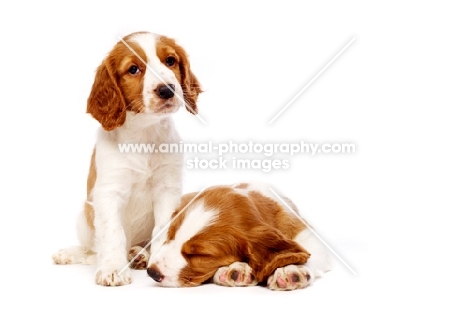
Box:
(176, 46, 202, 115)
(87, 59, 126, 131)
(244, 226, 310, 282)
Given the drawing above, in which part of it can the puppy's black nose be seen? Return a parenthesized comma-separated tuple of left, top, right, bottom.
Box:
(147, 266, 164, 282)
(156, 84, 175, 99)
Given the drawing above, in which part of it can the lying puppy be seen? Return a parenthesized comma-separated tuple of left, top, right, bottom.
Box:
(140, 183, 332, 290)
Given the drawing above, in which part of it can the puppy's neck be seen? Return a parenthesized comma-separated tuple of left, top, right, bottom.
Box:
(99, 111, 179, 144)
(123, 111, 173, 129)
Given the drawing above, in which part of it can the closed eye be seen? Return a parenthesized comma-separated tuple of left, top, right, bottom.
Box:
(183, 253, 214, 263)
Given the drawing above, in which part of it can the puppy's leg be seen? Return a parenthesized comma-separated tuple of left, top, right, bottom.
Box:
(151, 191, 181, 253)
(92, 179, 132, 286)
(267, 265, 312, 291)
(213, 262, 258, 287)
(148, 180, 182, 264)
(266, 229, 333, 291)
(52, 210, 96, 265)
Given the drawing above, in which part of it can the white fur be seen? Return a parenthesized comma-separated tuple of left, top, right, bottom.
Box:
(150, 201, 218, 287)
(91, 114, 183, 285)
(53, 33, 186, 286)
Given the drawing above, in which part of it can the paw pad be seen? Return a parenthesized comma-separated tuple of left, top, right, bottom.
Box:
(214, 262, 258, 287)
(267, 265, 312, 291)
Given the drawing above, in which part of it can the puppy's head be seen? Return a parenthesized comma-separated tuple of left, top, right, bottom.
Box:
(87, 32, 202, 131)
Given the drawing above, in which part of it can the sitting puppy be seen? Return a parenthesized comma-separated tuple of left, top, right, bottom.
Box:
(52, 31, 202, 286)
(141, 183, 332, 290)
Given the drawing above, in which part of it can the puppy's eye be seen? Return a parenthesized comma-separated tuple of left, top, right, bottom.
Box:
(128, 65, 140, 75)
(165, 56, 176, 67)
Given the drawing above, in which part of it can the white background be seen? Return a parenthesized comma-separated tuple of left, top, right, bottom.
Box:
(1, 0, 467, 310)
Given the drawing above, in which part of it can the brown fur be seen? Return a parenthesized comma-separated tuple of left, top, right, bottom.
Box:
(157, 36, 202, 114)
(87, 58, 127, 131)
(234, 183, 249, 189)
(169, 186, 310, 286)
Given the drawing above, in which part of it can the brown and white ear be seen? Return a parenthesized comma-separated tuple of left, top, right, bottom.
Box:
(178, 50, 202, 115)
(86, 60, 126, 131)
(244, 226, 310, 282)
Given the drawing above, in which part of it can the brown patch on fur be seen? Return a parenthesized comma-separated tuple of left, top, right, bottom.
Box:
(84, 148, 97, 230)
(86, 148, 97, 195)
(234, 183, 249, 189)
(86, 33, 148, 130)
(156, 36, 202, 114)
(84, 201, 95, 230)
(247, 191, 306, 239)
(170, 185, 310, 286)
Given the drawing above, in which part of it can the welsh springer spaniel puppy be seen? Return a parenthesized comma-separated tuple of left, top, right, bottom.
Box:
(52, 32, 202, 286)
(144, 183, 332, 290)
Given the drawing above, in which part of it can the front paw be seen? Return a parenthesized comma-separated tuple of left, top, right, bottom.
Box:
(267, 265, 312, 291)
(95, 267, 132, 286)
(213, 262, 258, 287)
(52, 248, 80, 265)
(127, 246, 149, 270)
(52, 246, 96, 265)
